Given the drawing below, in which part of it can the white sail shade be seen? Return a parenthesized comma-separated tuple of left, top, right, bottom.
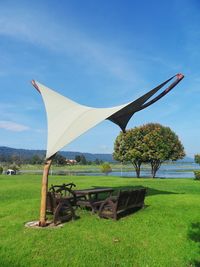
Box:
(32, 74, 184, 159)
(34, 81, 129, 159)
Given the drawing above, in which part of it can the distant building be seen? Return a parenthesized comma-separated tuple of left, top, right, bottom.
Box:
(66, 159, 77, 165)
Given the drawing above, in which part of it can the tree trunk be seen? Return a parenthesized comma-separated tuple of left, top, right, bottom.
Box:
(151, 160, 161, 178)
(132, 160, 142, 178)
(39, 154, 55, 227)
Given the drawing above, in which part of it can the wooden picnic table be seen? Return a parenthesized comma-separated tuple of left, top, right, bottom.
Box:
(74, 187, 114, 212)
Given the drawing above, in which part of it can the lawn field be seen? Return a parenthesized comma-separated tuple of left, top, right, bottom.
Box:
(0, 174, 200, 267)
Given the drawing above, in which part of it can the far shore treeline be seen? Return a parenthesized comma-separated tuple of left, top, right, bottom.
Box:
(0, 146, 194, 165)
(0, 146, 114, 164)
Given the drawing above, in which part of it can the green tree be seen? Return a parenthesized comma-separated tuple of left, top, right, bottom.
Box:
(94, 158, 101, 165)
(100, 162, 112, 175)
(80, 154, 87, 165)
(194, 154, 200, 165)
(31, 155, 43, 165)
(113, 127, 145, 177)
(0, 154, 6, 163)
(75, 155, 81, 163)
(113, 123, 185, 178)
(194, 155, 200, 180)
(0, 166, 3, 174)
(11, 154, 21, 166)
(53, 154, 66, 165)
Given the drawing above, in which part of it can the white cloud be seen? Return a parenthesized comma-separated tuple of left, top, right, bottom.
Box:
(0, 121, 30, 132)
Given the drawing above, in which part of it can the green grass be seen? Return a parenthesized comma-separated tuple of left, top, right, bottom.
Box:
(0, 174, 200, 267)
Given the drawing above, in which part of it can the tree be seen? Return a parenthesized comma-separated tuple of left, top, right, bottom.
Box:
(80, 154, 87, 165)
(53, 154, 66, 165)
(100, 162, 112, 175)
(194, 154, 200, 165)
(0, 154, 6, 163)
(94, 158, 101, 165)
(113, 127, 146, 177)
(0, 166, 3, 174)
(113, 123, 185, 178)
(142, 123, 185, 177)
(194, 155, 200, 180)
(30, 155, 43, 165)
(11, 154, 22, 166)
(75, 155, 81, 163)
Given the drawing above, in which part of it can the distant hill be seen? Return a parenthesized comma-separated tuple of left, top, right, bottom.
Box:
(0, 146, 115, 162)
(177, 156, 194, 163)
(60, 151, 114, 162)
(0, 146, 193, 163)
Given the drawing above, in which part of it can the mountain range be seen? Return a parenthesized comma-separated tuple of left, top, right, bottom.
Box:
(0, 146, 115, 162)
(0, 146, 194, 163)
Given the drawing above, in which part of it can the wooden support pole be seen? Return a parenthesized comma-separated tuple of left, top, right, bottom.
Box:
(39, 154, 55, 227)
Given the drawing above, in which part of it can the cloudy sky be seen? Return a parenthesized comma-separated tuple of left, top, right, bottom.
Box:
(0, 0, 200, 156)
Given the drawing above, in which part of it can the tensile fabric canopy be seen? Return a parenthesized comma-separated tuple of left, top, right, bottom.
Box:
(32, 73, 184, 159)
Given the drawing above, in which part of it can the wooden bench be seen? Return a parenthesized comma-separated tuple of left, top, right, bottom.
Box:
(46, 183, 77, 224)
(98, 188, 147, 220)
(74, 188, 114, 213)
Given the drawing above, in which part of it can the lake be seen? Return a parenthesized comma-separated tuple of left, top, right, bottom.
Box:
(20, 162, 200, 178)
(80, 162, 199, 178)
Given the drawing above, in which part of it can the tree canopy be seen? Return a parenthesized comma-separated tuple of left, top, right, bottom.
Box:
(53, 154, 66, 165)
(194, 154, 200, 165)
(113, 123, 185, 178)
(30, 155, 43, 165)
(100, 162, 112, 175)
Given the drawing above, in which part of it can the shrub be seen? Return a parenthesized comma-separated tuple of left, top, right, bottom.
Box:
(8, 164, 20, 172)
(0, 166, 3, 174)
(100, 162, 112, 176)
(193, 170, 200, 180)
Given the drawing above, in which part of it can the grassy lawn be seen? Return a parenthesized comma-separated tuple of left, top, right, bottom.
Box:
(0, 174, 200, 267)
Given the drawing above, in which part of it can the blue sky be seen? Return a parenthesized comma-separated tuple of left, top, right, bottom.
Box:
(0, 0, 199, 157)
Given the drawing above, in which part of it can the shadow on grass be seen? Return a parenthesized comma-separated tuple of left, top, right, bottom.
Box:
(188, 222, 200, 266)
(146, 187, 181, 196)
(116, 205, 149, 220)
(91, 185, 180, 197)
